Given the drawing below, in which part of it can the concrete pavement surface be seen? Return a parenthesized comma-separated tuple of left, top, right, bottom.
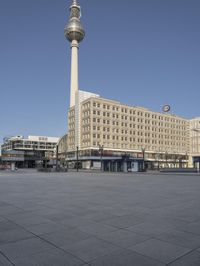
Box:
(0, 170, 200, 265)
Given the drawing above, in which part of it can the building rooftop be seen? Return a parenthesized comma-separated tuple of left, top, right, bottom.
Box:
(82, 95, 189, 120)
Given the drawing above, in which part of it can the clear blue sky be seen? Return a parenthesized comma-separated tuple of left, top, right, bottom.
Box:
(0, 0, 200, 145)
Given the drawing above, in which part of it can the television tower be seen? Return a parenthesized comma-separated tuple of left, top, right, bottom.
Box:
(64, 0, 85, 107)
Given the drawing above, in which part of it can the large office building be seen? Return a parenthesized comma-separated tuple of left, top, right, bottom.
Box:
(1, 135, 59, 168)
(63, 0, 194, 171)
(67, 95, 190, 170)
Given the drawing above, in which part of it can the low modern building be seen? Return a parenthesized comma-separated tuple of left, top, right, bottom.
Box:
(1, 135, 59, 169)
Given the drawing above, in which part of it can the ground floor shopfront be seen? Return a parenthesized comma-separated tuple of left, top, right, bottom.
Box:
(67, 156, 145, 172)
(1, 150, 53, 169)
(65, 149, 189, 172)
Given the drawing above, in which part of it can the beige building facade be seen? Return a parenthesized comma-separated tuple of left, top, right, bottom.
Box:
(67, 94, 190, 169)
(190, 117, 200, 155)
(190, 118, 200, 170)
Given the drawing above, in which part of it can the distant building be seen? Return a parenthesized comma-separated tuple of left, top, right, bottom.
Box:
(190, 118, 200, 170)
(1, 135, 59, 169)
(58, 134, 68, 157)
(57, 134, 68, 168)
(0, 155, 3, 170)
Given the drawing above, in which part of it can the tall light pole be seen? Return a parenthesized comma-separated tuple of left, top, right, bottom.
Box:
(99, 144, 104, 171)
(157, 152, 160, 171)
(56, 144, 59, 172)
(76, 146, 79, 172)
(165, 151, 168, 168)
(192, 128, 200, 172)
(185, 152, 188, 168)
(141, 148, 145, 171)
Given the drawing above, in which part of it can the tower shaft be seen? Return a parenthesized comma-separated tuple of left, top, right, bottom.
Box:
(70, 40, 79, 107)
(65, 0, 85, 108)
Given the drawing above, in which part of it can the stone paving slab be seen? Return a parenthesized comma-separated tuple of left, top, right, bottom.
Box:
(62, 236, 119, 262)
(0, 220, 22, 233)
(0, 237, 55, 261)
(168, 251, 200, 266)
(0, 228, 34, 245)
(0, 252, 13, 266)
(88, 249, 164, 266)
(77, 222, 118, 236)
(155, 230, 200, 249)
(126, 220, 175, 237)
(95, 229, 150, 248)
(24, 221, 72, 235)
(59, 217, 99, 229)
(13, 248, 85, 266)
(176, 221, 200, 236)
(101, 213, 148, 229)
(40, 228, 90, 248)
(129, 238, 191, 264)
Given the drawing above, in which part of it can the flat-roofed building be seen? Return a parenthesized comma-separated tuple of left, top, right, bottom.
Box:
(67, 94, 190, 170)
(1, 135, 59, 169)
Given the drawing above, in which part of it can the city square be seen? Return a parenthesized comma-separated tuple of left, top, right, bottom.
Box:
(0, 170, 200, 265)
(1, 0, 200, 265)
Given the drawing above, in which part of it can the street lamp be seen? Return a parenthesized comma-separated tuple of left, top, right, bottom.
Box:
(185, 152, 188, 168)
(76, 146, 79, 172)
(98, 144, 104, 171)
(56, 144, 59, 172)
(165, 151, 168, 168)
(141, 148, 145, 172)
(192, 127, 200, 172)
(156, 152, 160, 171)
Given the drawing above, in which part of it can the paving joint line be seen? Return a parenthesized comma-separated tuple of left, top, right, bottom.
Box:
(0, 250, 16, 266)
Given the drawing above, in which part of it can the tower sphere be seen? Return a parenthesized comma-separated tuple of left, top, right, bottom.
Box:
(64, 1, 85, 43)
(65, 19, 85, 43)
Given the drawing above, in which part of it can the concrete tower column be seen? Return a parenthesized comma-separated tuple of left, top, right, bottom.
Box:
(64, 0, 85, 107)
(70, 40, 79, 107)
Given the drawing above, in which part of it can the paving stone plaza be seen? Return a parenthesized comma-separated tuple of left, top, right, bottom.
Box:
(0, 170, 200, 265)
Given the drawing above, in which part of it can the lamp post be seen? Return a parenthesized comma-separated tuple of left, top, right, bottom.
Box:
(192, 128, 200, 172)
(157, 152, 160, 171)
(56, 144, 59, 172)
(76, 146, 79, 172)
(165, 151, 168, 168)
(185, 152, 188, 168)
(98, 144, 104, 171)
(141, 148, 145, 172)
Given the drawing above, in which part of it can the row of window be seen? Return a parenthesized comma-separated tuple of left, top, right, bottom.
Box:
(94, 126, 186, 135)
(92, 102, 186, 124)
(93, 110, 184, 123)
(91, 142, 186, 152)
(92, 134, 186, 144)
